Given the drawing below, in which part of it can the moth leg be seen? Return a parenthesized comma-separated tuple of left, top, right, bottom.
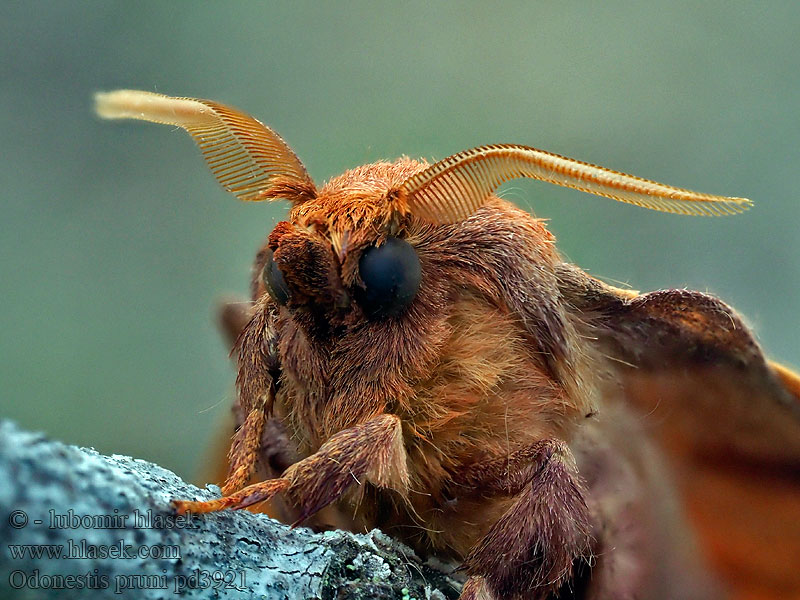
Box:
(453, 439, 593, 600)
(220, 300, 281, 496)
(174, 478, 290, 515)
(458, 576, 494, 600)
(172, 397, 281, 516)
(221, 394, 272, 495)
(174, 413, 409, 520)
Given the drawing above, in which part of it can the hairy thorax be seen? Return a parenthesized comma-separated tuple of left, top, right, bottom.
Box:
(275, 289, 589, 558)
(263, 160, 599, 560)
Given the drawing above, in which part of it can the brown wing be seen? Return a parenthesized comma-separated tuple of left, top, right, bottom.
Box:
(558, 265, 800, 600)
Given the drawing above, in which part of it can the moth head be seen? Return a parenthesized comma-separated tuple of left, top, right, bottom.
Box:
(247, 158, 428, 327)
(93, 90, 419, 325)
(95, 90, 752, 327)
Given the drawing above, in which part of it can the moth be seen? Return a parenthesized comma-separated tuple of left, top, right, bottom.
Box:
(96, 90, 800, 600)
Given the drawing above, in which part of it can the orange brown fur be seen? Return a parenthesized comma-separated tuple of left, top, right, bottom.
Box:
(190, 160, 605, 598)
(99, 91, 798, 599)
(184, 159, 798, 600)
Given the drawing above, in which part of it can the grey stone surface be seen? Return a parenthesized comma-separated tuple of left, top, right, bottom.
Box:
(0, 421, 461, 599)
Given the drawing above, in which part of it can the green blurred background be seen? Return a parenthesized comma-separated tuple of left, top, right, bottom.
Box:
(1, 2, 798, 481)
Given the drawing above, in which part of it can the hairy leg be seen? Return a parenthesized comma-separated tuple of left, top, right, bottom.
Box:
(452, 439, 593, 600)
(222, 392, 272, 495)
(219, 298, 281, 495)
(174, 413, 409, 521)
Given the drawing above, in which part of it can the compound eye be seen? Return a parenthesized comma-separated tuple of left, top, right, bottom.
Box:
(356, 237, 421, 318)
(262, 248, 290, 306)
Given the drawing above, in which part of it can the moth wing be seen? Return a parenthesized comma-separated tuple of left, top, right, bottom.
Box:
(561, 268, 800, 598)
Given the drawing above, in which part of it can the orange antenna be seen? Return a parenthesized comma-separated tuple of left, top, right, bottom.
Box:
(397, 144, 752, 224)
(95, 90, 315, 203)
